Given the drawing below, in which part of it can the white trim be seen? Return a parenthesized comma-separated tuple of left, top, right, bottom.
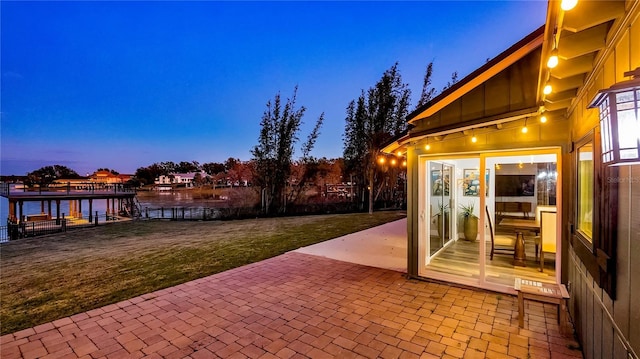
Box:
(415, 147, 563, 293)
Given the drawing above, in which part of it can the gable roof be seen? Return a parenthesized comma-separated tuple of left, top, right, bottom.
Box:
(408, 25, 544, 124)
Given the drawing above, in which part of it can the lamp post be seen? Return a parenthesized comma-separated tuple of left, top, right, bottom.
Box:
(589, 68, 640, 166)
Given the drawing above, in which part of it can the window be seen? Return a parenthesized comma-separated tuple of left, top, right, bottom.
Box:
(572, 131, 618, 300)
(576, 142, 593, 241)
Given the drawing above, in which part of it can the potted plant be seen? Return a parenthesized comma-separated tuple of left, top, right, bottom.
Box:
(459, 202, 479, 241)
(436, 202, 450, 239)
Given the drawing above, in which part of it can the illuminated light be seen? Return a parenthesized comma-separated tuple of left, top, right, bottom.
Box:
(543, 83, 553, 95)
(402, 160, 406, 167)
(522, 126, 528, 134)
(391, 159, 397, 165)
(588, 67, 640, 165)
(561, 0, 578, 11)
(547, 49, 559, 69)
(540, 115, 548, 123)
(425, 144, 431, 150)
(397, 151, 402, 157)
(378, 157, 385, 164)
(471, 135, 477, 143)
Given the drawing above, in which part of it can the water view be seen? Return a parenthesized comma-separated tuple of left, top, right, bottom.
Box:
(0, 189, 230, 223)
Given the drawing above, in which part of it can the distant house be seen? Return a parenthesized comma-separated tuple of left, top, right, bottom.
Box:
(89, 171, 133, 184)
(154, 172, 205, 187)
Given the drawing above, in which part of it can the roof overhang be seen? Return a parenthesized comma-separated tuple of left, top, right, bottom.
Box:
(407, 26, 544, 125)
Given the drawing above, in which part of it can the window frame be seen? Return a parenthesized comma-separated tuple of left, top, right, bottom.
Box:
(571, 129, 618, 299)
(575, 139, 594, 244)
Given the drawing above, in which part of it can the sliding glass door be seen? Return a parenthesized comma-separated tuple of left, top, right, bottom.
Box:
(429, 162, 453, 256)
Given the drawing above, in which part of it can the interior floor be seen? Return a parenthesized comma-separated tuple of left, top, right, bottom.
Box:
(427, 235, 556, 287)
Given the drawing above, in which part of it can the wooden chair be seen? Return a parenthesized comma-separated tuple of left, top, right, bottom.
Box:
(538, 211, 557, 272)
(533, 205, 557, 262)
(487, 206, 515, 260)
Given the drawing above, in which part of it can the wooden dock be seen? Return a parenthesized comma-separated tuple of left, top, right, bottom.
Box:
(1, 182, 138, 225)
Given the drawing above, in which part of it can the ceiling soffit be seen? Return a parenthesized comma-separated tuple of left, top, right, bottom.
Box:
(540, 0, 631, 117)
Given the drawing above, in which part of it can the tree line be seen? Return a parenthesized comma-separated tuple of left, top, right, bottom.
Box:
(18, 60, 457, 215)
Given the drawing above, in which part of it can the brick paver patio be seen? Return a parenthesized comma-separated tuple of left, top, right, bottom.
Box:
(0, 252, 583, 358)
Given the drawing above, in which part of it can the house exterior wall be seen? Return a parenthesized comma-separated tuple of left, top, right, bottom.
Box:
(410, 48, 541, 133)
(405, 118, 572, 279)
(565, 10, 640, 359)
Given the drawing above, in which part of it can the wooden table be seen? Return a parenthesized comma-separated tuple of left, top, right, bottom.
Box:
(515, 278, 570, 334)
(499, 218, 540, 266)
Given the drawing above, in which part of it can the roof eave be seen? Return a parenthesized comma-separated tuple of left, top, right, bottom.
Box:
(407, 25, 545, 125)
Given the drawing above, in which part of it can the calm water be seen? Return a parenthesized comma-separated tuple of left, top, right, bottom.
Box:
(0, 190, 228, 222)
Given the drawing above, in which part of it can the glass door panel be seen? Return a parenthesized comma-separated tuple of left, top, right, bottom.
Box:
(428, 162, 451, 256)
(422, 158, 479, 284)
(484, 154, 559, 287)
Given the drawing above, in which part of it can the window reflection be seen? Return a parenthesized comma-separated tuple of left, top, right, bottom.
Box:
(577, 143, 593, 241)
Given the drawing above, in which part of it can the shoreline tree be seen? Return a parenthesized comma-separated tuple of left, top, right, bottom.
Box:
(25, 165, 81, 187)
(251, 86, 324, 214)
(343, 62, 411, 214)
(417, 61, 436, 108)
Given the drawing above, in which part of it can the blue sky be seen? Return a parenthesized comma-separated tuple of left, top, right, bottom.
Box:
(1, 1, 547, 176)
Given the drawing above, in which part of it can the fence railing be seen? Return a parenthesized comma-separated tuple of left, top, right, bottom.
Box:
(2, 182, 136, 196)
(142, 207, 258, 221)
(1, 213, 124, 242)
(141, 202, 360, 221)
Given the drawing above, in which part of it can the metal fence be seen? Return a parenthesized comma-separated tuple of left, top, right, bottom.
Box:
(1, 213, 125, 242)
(141, 202, 360, 221)
(141, 207, 258, 221)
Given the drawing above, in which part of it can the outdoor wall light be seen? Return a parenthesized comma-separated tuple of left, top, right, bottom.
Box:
(540, 114, 548, 123)
(378, 157, 385, 164)
(561, 0, 578, 11)
(471, 134, 477, 143)
(589, 68, 640, 166)
(425, 143, 431, 151)
(543, 83, 553, 95)
(391, 159, 397, 166)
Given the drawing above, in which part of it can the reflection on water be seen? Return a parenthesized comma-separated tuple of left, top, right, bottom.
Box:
(0, 190, 230, 221)
(137, 191, 228, 208)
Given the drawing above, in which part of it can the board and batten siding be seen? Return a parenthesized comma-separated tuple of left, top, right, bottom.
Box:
(567, 10, 639, 359)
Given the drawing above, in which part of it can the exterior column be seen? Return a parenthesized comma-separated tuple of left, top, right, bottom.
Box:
(107, 199, 111, 216)
(9, 200, 16, 222)
(47, 200, 52, 220)
(19, 201, 24, 224)
(56, 200, 61, 224)
(78, 200, 82, 219)
(40, 201, 45, 214)
(88, 199, 93, 222)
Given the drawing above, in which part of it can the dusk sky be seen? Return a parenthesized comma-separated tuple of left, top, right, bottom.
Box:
(1, 1, 547, 176)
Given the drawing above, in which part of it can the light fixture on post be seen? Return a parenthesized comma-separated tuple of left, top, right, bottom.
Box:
(589, 67, 640, 166)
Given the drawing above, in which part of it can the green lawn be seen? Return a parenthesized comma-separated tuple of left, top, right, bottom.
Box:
(0, 211, 405, 335)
